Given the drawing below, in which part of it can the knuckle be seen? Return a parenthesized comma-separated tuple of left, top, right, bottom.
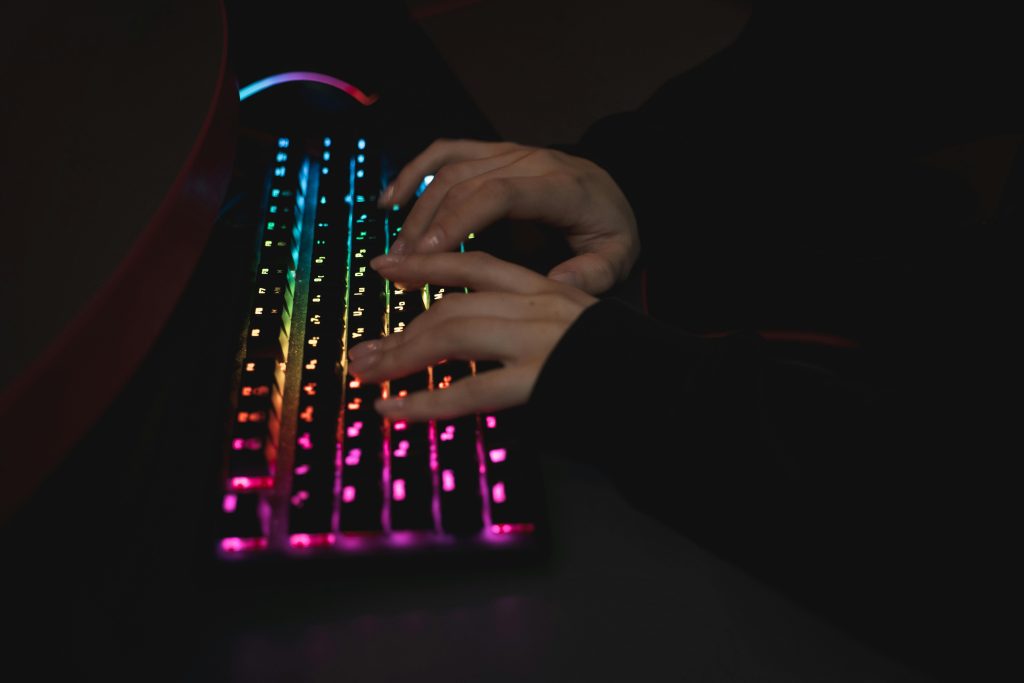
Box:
(445, 178, 477, 204)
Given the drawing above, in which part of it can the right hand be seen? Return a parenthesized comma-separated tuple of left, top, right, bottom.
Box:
(347, 250, 599, 421)
(377, 138, 640, 295)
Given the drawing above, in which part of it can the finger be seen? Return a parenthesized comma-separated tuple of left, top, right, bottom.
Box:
(348, 316, 543, 383)
(411, 174, 583, 256)
(348, 291, 572, 373)
(370, 251, 566, 297)
(378, 139, 522, 209)
(396, 149, 533, 253)
(547, 250, 626, 295)
(374, 365, 533, 421)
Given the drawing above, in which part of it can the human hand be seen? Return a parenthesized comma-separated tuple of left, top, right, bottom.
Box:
(346, 250, 598, 421)
(377, 139, 640, 295)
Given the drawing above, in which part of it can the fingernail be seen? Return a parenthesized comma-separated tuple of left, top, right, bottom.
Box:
(421, 230, 442, 250)
(550, 271, 579, 288)
(348, 351, 380, 375)
(390, 237, 409, 256)
(348, 339, 381, 360)
(371, 253, 403, 270)
(377, 184, 394, 207)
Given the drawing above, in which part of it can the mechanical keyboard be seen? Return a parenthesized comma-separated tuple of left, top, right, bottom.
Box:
(215, 130, 544, 562)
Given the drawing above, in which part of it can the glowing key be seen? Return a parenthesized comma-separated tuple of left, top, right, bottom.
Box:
(222, 494, 237, 513)
(394, 440, 410, 458)
(442, 469, 456, 491)
(290, 532, 334, 548)
(492, 482, 507, 503)
(393, 479, 406, 501)
(220, 537, 268, 553)
(485, 415, 497, 429)
(393, 420, 408, 432)
(297, 432, 313, 450)
(345, 449, 362, 466)
(342, 485, 357, 503)
(357, 138, 366, 150)
(488, 448, 507, 463)
(229, 476, 274, 490)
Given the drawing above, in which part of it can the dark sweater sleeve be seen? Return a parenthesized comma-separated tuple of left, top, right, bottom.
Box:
(522, 294, 1009, 682)
(530, 5, 1020, 678)
(553, 3, 1022, 338)
(525, 297, 875, 557)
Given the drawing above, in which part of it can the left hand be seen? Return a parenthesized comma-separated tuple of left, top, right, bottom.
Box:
(347, 250, 598, 421)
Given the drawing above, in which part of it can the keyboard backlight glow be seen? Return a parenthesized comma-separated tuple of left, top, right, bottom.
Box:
(229, 476, 274, 490)
(394, 440, 410, 457)
(297, 432, 313, 450)
(394, 420, 408, 431)
(492, 482, 507, 503)
(342, 486, 357, 503)
(345, 449, 362, 466)
(489, 523, 535, 535)
(221, 537, 268, 553)
(222, 494, 237, 513)
(239, 72, 378, 106)
(440, 424, 455, 441)
(290, 533, 335, 548)
(485, 415, 497, 429)
(488, 448, 507, 463)
(415, 174, 435, 198)
(393, 479, 406, 501)
(442, 469, 455, 491)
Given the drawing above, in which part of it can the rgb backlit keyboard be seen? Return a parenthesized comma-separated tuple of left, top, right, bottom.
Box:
(215, 133, 542, 560)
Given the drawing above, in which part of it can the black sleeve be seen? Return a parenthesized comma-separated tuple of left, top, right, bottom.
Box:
(523, 292, 1016, 681)
(533, 5, 1023, 677)
(553, 2, 1023, 338)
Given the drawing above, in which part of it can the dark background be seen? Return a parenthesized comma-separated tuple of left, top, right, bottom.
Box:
(2, 1, 1017, 681)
